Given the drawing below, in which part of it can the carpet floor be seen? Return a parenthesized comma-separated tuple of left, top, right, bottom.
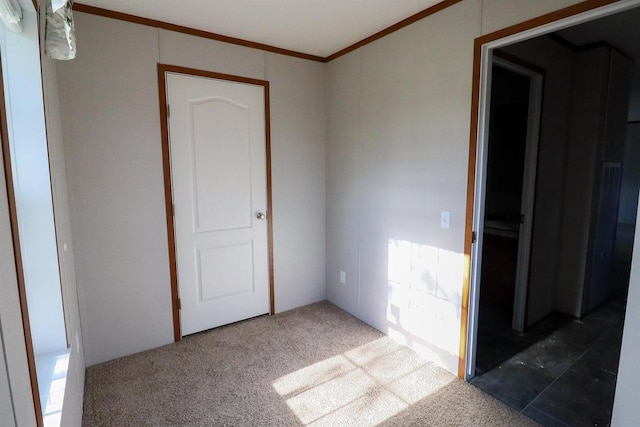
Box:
(83, 302, 538, 426)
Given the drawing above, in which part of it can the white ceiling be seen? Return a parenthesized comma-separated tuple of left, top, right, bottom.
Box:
(77, 0, 443, 58)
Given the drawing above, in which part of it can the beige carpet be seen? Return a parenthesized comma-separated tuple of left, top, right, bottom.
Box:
(83, 302, 538, 426)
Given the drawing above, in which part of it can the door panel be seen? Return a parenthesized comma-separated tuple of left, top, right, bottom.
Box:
(167, 72, 269, 336)
(197, 241, 255, 301)
(191, 98, 252, 232)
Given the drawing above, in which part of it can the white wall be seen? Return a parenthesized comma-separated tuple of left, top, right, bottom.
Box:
(327, 0, 482, 373)
(325, 0, 594, 375)
(57, 12, 326, 366)
(266, 54, 327, 310)
(58, 13, 172, 368)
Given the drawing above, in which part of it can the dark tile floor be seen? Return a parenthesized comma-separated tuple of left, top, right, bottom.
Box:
(471, 299, 625, 426)
(474, 304, 573, 375)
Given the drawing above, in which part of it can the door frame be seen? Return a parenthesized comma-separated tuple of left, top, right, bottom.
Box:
(491, 54, 544, 333)
(459, 0, 640, 380)
(157, 64, 275, 342)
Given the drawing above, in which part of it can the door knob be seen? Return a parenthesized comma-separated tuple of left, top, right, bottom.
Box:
(256, 212, 266, 220)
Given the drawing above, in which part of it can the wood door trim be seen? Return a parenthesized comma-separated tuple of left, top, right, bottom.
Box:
(459, 39, 482, 379)
(264, 83, 275, 316)
(474, 0, 620, 47)
(458, 0, 623, 379)
(0, 55, 43, 426)
(157, 64, 275, 342)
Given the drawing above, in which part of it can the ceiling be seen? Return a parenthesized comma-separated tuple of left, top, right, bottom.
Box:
(556, 4, 640, 121)
(77, 0, 443, 58)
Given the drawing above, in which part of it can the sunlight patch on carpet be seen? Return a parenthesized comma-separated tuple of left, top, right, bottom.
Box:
(273, 337, 455, 426)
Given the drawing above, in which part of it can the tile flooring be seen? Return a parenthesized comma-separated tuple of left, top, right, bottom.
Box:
(471, 299, 625, 426)
(474, 306, 573, 376)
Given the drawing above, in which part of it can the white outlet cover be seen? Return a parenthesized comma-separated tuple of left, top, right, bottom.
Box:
(441, 211, 450, 229)
(340, 270, 346, 284)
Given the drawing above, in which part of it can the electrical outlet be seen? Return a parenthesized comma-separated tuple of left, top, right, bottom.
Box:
(340, 270, 346, 284)
(440, 211, 451, 229)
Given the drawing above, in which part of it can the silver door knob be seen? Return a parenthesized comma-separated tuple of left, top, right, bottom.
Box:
(256, 212, 266, 220)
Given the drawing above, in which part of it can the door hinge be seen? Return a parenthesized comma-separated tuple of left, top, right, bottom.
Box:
(167, 104, 170, 118)
(472, 231, 477, 244)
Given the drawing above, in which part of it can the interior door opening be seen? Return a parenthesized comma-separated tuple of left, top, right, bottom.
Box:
(466, 2, 640, 425)
(474, 57, 542, 375)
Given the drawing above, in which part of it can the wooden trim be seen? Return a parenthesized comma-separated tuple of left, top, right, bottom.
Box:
(73, 3, 325, 63)
(264, 83, 275, 316)
(68, 0, 625, 67)
(32, 0, 38, 12)
(325, 0, 464, 61)
(157, 65, 181, 342)
(458, 39, 482, 380)
(475, 0, 620, 46)
(458, 0, 623, 379)
(0, 55, 43, 426)
(72, 1, 465, 64)
(157, 64, 275, 341)
(159, 64, 270, 87)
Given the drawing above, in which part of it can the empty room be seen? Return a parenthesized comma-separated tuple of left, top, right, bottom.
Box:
(1, 0, 640, 426)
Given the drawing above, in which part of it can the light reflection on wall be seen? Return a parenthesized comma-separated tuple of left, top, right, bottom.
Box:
(387, 239, 463, 370)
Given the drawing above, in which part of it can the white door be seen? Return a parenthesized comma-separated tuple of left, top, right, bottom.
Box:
(166, 72, 270, 336)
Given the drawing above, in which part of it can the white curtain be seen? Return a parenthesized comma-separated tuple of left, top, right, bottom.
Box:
(45, 0, 75, 60)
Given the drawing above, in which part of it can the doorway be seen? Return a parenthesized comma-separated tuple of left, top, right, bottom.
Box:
(464, 1, 640, 425)
(158, 65, 275, 339)
(474, 56, 542, 374)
